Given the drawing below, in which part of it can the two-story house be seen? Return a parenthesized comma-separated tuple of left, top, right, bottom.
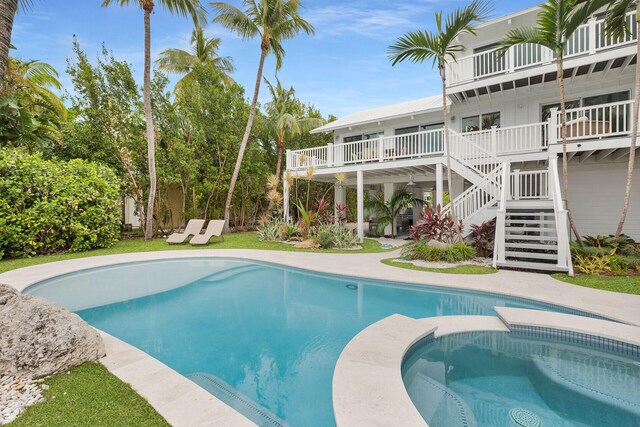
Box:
(283, 5, 639, 274)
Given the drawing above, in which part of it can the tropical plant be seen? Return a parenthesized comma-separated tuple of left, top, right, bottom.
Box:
(156, 25, 235, 90)
(211, 0, 315, 231)
(313, 224, 359, 249)
(500, 0, 605, 246)
(573, 250, 626, 275)
(296, 200, 317, 239)
(264, 77, 323, 177)
(470, 218, 496, 257)
(409, 204, 461, 244)
(365, 188, 424, 238)
(388, 0, 492, 227)
(401, 240, 476, 263)
(101, 0, 206, 241)
(257, 217, 284, 241)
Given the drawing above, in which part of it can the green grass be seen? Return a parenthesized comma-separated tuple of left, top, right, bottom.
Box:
(10, 363, 169, 427)
(381, 258, 497, 274)
(552, 273, 640, 295)
(0, 232, 394, 275)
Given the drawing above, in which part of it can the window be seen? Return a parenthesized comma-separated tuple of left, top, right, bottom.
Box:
(462, 112, 500, 132)
(343, 134, 363, 143)
(343, 131, 383, 143)
(364, 131, 384, 140)
(395, 126, 419, 135)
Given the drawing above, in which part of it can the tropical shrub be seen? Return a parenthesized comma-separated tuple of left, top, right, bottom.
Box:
(401, 240, 476, 263)
(365, 189, 423, 238)
(313, 224, 359, 249)
(470, 219, 496, 257)
(280, 223, 302, 242)
(573, 250, 627, 275)
(257, 218, 284, 242)
(409, 204, 461, 243)
(0, 149, 121, 258)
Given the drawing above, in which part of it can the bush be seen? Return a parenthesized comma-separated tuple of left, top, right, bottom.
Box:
(573, 251, 627, 275)
(257, 218, 284, 242)
(470, 219, 496, 258)
(401, 240, 476, 263)
(313, 224, 359, 249)
(409, 205, 462, 243)
(0, 149, 121, 259)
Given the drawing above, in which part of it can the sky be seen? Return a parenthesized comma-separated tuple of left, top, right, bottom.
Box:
(12, 0, 540, 118)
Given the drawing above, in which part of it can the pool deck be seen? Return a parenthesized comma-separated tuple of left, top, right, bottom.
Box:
(1, 248, 640, 426)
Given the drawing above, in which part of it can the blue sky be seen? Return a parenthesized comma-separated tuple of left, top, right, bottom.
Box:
(12, 0, 539, 117)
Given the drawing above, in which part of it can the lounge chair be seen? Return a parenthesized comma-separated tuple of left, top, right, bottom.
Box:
(166, 219, 206, 244)
(190, 220, 226, 245)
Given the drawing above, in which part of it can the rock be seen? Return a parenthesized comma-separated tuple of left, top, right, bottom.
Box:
(0, 284, 105, 378)
(426, 240, 452, 250)
(293, 239, 321, 249)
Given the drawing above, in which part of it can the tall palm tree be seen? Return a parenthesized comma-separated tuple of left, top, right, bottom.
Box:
(156, 25, 235, 89)
(0, 0, 31, 86)
(264, 77, 323, 177)
(591, 0, 639, 238)
(388, 0, 492, 233)
(365, 189, 424, 239)
(101, 0, 206, 241)
(500, 0, 604, 246)
(210, 0, 314, 231)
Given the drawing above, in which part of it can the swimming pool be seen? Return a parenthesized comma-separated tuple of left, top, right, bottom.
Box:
(25, 257, 609, 426)
(402, 331, 640, 427)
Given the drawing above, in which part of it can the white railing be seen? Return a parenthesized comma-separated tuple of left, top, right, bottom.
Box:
(493, 162, 511, 267)
(460, 122, 548, 156)
(447, 12, 636, 86)
(442, 163, 503, 222)
(449, 129, 500, 176)
(510, 169, 549, 200)
(552, 99, 634, 142)
(548, 157, 573, 274)
(333, 138, 380, 165)
(381, 128, 444, 160)
(287, 146, 328, 170)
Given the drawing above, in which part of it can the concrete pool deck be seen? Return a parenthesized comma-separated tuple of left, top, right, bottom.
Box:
(1, 248, 639, 426)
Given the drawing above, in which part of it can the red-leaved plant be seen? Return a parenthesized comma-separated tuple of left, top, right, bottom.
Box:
(335, 202, 347, 224)
(470, 219, 496, 257)
(409, 204, 462, 243)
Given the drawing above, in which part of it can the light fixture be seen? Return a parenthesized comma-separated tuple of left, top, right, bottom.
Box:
(407, 174, 416, 187)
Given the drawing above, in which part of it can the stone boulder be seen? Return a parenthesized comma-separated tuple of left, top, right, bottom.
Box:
(0, 284, 105, 378)
(294, 239, 321, 249)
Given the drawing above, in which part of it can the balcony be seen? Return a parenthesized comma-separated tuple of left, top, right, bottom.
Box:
(287, 99, 636, 172)
(446, 12, 637, 88)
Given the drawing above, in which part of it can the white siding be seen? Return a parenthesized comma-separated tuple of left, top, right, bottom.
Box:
(564, 158, 640, 240)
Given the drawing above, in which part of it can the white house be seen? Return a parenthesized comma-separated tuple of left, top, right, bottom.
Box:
(283, 5, 640, 273)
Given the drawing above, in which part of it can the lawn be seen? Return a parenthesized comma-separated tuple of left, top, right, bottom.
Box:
(381, 258, 497, 274)
(10, 363, 168, 427)
(552, 273, 640, 295)
(0, 232, 394, 275)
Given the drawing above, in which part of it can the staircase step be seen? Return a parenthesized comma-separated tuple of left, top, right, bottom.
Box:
(505, 226, 557, 233)
(505, 242, 558, 250)
(505, 234, 558, 241)
(506, 219, 556, 226)
(505, 250, 558, 260)
(496, 260, 568, 272)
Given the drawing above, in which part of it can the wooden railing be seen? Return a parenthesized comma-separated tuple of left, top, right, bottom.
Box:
(447, 12, 636, 86)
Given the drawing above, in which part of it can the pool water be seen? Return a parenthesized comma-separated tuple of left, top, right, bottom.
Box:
(26, 258, 605, 426)
(402, 331, 640, 427)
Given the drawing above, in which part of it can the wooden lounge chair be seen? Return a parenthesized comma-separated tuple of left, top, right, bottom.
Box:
(190, 220, 226, 245)
(166, 219, 205, 244)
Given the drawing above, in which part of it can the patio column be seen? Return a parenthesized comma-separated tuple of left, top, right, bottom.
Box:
(283, 172, 290, 222)
(436, 162, 443, 208)
(383, 182, 395, 236)
(357, 170, 364, 242)
(334, 184, 346, 224)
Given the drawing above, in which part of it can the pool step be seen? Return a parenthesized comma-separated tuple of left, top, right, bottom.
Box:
(201, 264, 264, 283)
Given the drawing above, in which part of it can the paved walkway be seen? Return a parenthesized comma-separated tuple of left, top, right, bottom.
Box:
(2, 248, 639, 326)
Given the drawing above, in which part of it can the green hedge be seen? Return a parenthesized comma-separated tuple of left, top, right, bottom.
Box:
(0, 149, 121, 259)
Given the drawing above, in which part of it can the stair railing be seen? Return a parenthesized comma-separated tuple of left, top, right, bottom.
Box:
(493, 162, 511, 267)
(448, 129, 501, 178)
(548, 157, 573, 275)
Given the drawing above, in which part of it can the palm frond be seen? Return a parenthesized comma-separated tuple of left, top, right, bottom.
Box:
(500, 26, 550, 52)
(601, 0, 635, 40)
(211, 1, 261, 39)
(388, 30, 441, 67)
(24, 61, 62, 90)
(156, 48, 196, 74)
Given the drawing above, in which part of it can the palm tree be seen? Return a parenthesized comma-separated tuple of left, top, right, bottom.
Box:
(500, 0, 604, 246)
(264, 77, 323, 177)
(388, 0, 492, 233)
(591, 0, 639, 238)
(156, 25, 235, 89)
(210, 0, 314, 231)
(0, 0, 32, 86)
(365, 189, 424, 239)
(101, 0, 206, 241)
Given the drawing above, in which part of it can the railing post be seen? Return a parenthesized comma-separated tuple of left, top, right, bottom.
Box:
(378, 136, 384, 162)
(507, 46, 515, 73)
(588, 17, 597, 54)
(548, 108, 559, 145)
(490, 125, 498, 155)
(512, 168, 520, 200)
(327, 143, 333, 167)
(286, 149, 292, 170)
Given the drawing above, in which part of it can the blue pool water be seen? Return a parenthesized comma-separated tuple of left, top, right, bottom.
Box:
(402, 332, 640, 427)
(26, 258, 610, 426)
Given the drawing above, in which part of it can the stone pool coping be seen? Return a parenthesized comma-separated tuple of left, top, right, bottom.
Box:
(1, 249, 639, 425)
(333, 308, 640, 427)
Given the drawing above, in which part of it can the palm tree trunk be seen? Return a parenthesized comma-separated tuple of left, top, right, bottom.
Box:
(223, 46, 268, 231)
(440, 65, 459, 240)
(615, 8, 640, 238)
(557, 55, 583, 246)
(143, 6, 157, 241)
(0, 0, 18, 87)
(275, 135, 284, 178)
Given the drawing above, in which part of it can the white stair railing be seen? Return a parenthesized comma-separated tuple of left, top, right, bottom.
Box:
(449, 129, 501, 177)
(548, 157, 573, 275)
(493, 162, 511, 267)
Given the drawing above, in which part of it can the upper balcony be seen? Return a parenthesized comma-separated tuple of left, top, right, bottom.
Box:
(446, 12, 637, 91)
